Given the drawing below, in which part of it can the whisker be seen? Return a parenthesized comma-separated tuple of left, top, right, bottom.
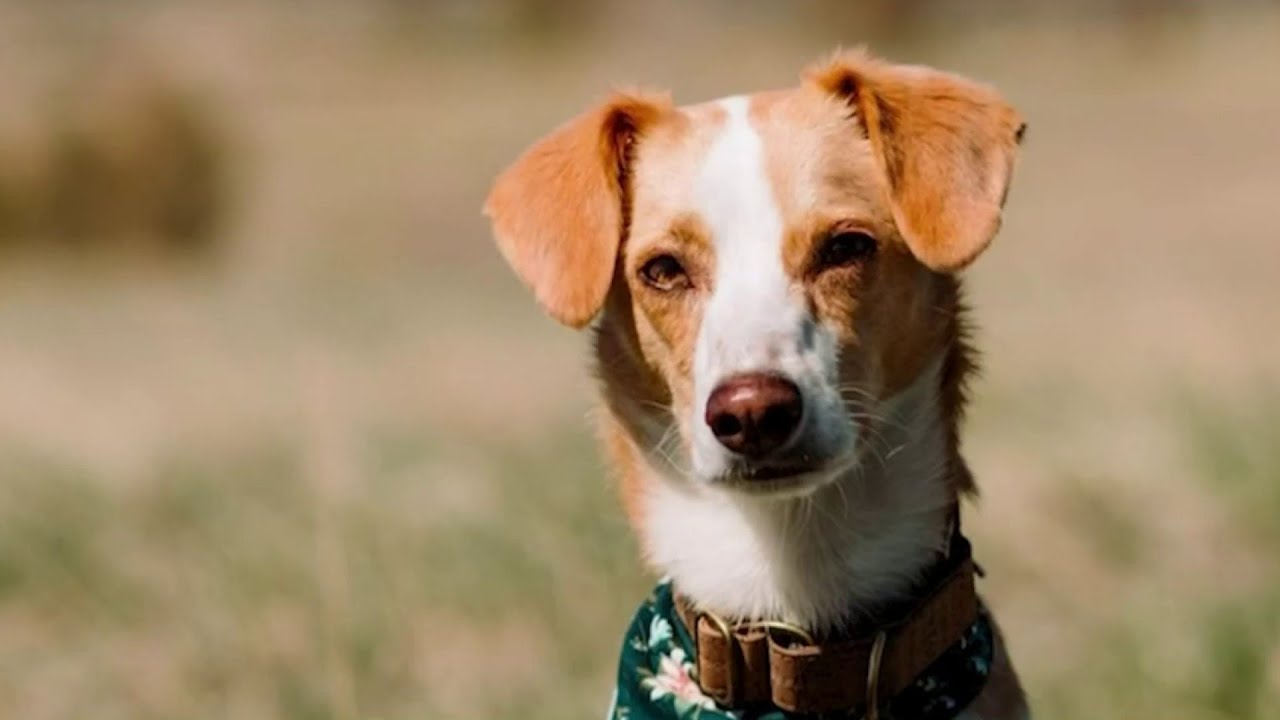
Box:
(635, 399, 675, 415)
(846, 411, 911, 434)
(832, 474, 851, 517)
(649, 423, 692, 475)
(835, 384, 878, 401)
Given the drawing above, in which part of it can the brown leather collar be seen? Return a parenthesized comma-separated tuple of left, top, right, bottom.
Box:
(673, 536, 978, 715)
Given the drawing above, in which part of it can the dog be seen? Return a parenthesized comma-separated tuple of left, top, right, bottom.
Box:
(485, 49, 1029, 720)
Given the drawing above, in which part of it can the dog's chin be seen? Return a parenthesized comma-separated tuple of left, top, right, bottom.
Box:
(708, 452, 856, 500)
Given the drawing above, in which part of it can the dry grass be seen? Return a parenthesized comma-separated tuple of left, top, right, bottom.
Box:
(0, 2, 1277, 719)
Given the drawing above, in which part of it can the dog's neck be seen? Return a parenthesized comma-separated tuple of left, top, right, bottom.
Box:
(635, 358, 955, 635)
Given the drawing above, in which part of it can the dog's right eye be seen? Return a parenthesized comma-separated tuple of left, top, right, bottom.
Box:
(815, 230, 877, 271)
(639, 255, 691, 292)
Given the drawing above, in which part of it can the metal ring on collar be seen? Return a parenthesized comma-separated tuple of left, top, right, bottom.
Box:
(864, 630, 889, 720)
(744, 619, 817, 646)
(696, 610, 739, 705)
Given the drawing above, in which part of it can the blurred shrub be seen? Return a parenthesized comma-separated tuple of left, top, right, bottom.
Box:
(0, 65, 231, 257)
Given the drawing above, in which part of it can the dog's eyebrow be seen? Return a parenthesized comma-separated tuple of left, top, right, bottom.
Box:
(820, 164, 881, 200)
(667, 213, 714, 248)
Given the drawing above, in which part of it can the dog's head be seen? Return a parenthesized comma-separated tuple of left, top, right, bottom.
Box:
(485, 50, 1023, 499)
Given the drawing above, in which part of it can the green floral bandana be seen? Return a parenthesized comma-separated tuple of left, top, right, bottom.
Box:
(608, 581, 994, 720)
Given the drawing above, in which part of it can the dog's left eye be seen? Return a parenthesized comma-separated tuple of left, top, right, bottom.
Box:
(639, 254, 691, 291)
(815, 230, 877, 271)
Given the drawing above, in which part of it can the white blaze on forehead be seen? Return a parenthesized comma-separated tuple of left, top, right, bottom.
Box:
(692, 97, 783, 253)
(693, 97, 801, 387)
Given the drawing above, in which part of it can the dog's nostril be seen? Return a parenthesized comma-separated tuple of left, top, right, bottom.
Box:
(710, 414, 743, 439)
(704, 373, 803, 459)
(759, 404, 801, 439)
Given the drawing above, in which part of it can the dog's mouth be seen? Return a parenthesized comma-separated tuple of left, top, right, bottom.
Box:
(714, 451, 856, 498)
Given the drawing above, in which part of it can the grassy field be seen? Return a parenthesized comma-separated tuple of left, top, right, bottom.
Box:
(1, 3, 1278, 719)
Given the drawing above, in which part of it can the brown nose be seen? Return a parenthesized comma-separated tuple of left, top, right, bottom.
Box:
(704, 374, 803, 458)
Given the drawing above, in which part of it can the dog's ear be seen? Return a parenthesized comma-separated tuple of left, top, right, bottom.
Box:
(484, 92, 671, 328)
(806, 50, 1025, 271)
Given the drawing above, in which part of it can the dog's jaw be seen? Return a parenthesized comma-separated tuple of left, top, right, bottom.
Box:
(636, 355, 953, 634)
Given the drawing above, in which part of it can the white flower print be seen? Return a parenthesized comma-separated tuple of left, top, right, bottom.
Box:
(648, 615, 674, 647)
(642, 647, 717, 711)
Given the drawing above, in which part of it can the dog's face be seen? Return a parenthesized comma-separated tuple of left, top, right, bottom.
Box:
(486, 52, 1023, 498)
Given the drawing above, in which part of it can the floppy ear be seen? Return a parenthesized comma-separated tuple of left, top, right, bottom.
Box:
(483, 93, 671, 328)
(806, 50, 1025, 271)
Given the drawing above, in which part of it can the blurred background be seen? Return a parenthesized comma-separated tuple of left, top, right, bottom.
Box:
(1, 1, 1278, 718)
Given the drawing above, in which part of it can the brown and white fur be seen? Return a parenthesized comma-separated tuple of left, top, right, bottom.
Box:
(485, 50, 1030, 719)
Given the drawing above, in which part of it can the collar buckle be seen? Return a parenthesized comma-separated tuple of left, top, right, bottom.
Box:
(695, 609, 739, 707)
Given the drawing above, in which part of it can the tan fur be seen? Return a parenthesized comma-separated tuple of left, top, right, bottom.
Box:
(595, 104, 727, 529)
(595, 279, 671, 530)
(598, 399, 652, 530)
(484, 92, 672, 327)
(748, 85, 981, 493)
(805, 49, 1025, 271)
